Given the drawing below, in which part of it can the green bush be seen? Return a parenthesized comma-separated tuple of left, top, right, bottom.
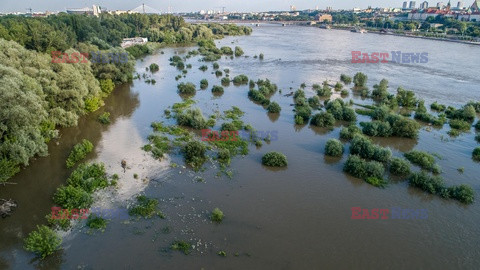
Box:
(449, 119, 471, 131)
(396, 87, 417, 108)
(212, 85, 224, 93)
(200, 79, 209, 89)
(24, 225, 62, 259)
(199, 65, 208, 71)
(340, 74, 352, 85)
(386, 114, 421, 138)
(340, 124, 362, 140)
(408, 171, 446, 195)
(98, 112, 111, 124)
(53, 185, 93, 209)
(234, 46, 244, 57)
(365, 177, 388, 188)
(232, 75, 249, 85)
(350, 135, 391, 163)
(259, 53, 264, 60)
(267, 102, 281, 113)
(371, 105, 390, 121)
(176, 108, 209, 129)
(295, 115, 304, 125)
(343, 155, 385, 180)
(448, 185, 475, 204)
(404, 150, 436, 170)
(431, 101, 446, 111)
(341, 89, 349, 96)
(316, 84, 332, 97)
(149, 63, 159, 72)
(177, 82, 196, 95)
(129, 195, 162, 218)
(66, 139, 94, 168)
(325, 99, 356, 122)
(217, 149, 231, 165)
(257, 79, 278, 95)
(360, 121, 393, 137)
(183, 141, 207, 168)
(67, 163, 108, 193)
(475, 121, 480, 130)
(353, 72, 367, 88)
(215, 70, 223, 77)
(86, 214, 107, 230)
(325, 139, 344, 157)
(211, 208, 224, 222)
(248, 89, 268, 104)
(473, 147, 480, 161)
(221, 46, 233, 55)
(310, 112, 335, 127)
(262, 152, 288, 167)
(371, 79, 389, 101)
(334, 82, 343, 92)
(0, 158, 20, 184)
(99, 79, 115, 96)
(221, 77, 230, 86)
(389, 157, 411, 176)
(308, 96, 321, 108)
(171, 241, 192, 255)
(213, 62, 219, 69)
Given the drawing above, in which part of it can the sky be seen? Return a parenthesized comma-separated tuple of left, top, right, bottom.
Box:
(0, 0, 411, 13)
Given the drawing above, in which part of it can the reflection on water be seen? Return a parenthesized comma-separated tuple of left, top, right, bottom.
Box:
(1, 25, 480, 269)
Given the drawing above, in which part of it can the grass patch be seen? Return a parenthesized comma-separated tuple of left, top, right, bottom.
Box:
(129, 195, 164, 218)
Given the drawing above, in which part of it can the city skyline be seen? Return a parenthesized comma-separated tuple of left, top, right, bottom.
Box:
(0, 0, 422, 13)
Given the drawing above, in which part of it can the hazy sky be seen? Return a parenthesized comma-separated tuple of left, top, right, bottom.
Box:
(0, 0, 407, 13)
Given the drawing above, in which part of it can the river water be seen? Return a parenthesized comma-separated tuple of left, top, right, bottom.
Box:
(1, 24, 479, 269)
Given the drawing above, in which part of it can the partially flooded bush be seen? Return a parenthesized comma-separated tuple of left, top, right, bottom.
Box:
(267, 102, 281, 113)
(325, 139, 344, 157)
(262, 152, 287, 167)
(212, 85, 224, 93)
(448, 185, 475, 204)
(308, 96, 321, 108)
(129, 195, 163, 218)
(211, 208, 224, 222)
(473, 147, 480, 161)
(171, 241, 192, 255)
(310, 112, 335, 127)
(353, 72, 367, 88)
(86, 214, 107, 230)
(389, 157, 411, 176)
(343, 155, 385, 180)
(177, 82, 196, 95)
(217, 149, 231, 165)
(221, 77, 230, 86)
(449, 119, 471, 131)
(409, 172, 474, 204)
(350, 135, 391, 163)
(24, 225, 61, 259)
(340, 124, 362, 140)
(232, 75, 249, 85)
(183, 141, 207, 168)
(67, 163, 108, 193)
(386, 114, 421, 138)
(430, 101, 446, 111)
(176, 108, 210, 129)
(234, 46, 244, 57)
(360, 121, 393, 137)
(404, 150, 436, 170)
(66, 139, 94, 168)
(53, 185, 93, 209)
(340, 74, 352, 85)
(149, 63, 159, 72)
(200, 79, 209, 89)
(325, 99, 356, 122)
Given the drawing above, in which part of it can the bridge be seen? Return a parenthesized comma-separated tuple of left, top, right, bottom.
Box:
(188, 19, 318, 26)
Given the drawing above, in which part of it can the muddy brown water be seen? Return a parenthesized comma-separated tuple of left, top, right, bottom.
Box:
(1, 25, 479, 269)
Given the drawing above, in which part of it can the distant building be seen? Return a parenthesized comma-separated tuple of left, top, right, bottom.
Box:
(457, 1, 464, 8)
(121, 37, 148, 48)
(403, 1, 409, 8)
(420, 1, 429, 8)
(410, 1, 417, 8)
(437, 2, 446, 8)
(66, 5, 101, 16)
(290, 5, 297, 11)
(315, 13, 333, 22)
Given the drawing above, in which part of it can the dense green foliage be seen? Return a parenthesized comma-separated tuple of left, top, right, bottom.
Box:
(98, 112, 111, 124)
(353, 72, 367, 88)
(212, 85, 224, 94)
(183, 141, 207, 168)
(149, 63, 159, 72)
(24, 225, 61, 259)
(340, 74, 352, 85)
(325, 139, 344, 157)
(86, 214, 108, 230)
(473, 147, 480, 161)
(171, 241, 192, 255)
(66, 163, 108, 193)
(389, 157, 411, 176)
(349, 135, 392, 163)
(325, 99, 356, 122)
(200, 79, 209, 89)
(404, 150, 436, 171)
(267, 102, 281, 113)
(177, 82, 196, 95)
(310, 112, 335, 127)
(234, 46, 244, 57)
(262, 152, 288, 167)
(211, 208, 224, 222)
(371, 79, 389, 101)
(340, 124, 362, 140)
(176, 108, 210, 129)
(232, 75, 249, 85)
(408, 172, 474, 204)
(129, 195, 163, 218)
(66, 139, 94, 168)
(343, 155, 385, 180)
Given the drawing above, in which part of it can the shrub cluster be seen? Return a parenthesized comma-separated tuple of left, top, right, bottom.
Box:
(66, 139, 94, 168)
(340, 124, 362, 140)
(371, 79, 389, 101)
(149, 63, 159, 72)
(325, 139, 344, 157)
(248, 89, 270, 105)
(473, 147, 480, 161)
(200, 79, 209, 89)
(408, 172, 474, 204)
(183, 141, 207, 168)
(325, 99, 356, 122)
(176, 108, 211, 129)
(404, 150, 437, 171)
(353, 72, 367, 88)
(98, 112, 111, 124)
(232, 75, 249, 85)
(267, 102, 281, 113)
(340, 74, 352, 85)
(310, 112, 335, 127)
(212, 85, 224, 94)
(389, 157, 411, 176)
(177, 82, 196, 95)
(24, 225, 62, 259)
(211, 208, 224, 222)
(129, 195, 163, 218)
(343, 155, 385, 180)
(350, 135, 392, 163)
(262, 152, 288, 167)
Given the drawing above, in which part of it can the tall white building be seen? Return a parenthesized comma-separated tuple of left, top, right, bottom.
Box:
(409, 1, 417, 8)
(403, 1, 408, 8)
(420, 1, 429, 8)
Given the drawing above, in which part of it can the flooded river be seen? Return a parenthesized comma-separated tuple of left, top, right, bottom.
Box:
(1, 24, 479, 269)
